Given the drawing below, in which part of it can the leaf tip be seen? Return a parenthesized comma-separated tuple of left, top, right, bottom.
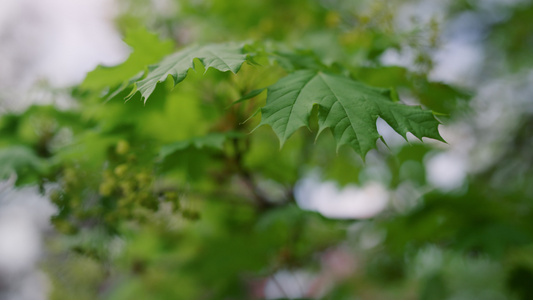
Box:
(124, 83, 138, 101)
(379, 135, 391, 150)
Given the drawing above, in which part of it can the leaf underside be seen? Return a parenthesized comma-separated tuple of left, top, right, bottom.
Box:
(129, 43, 248, 102)
(259, 70, 444, 157)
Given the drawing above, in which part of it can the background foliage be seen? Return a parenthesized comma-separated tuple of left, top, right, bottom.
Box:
(1, 0, 532, 299)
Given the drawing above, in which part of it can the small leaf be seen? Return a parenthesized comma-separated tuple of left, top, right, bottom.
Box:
(258, 70, 443, 158)
(158, 132, 243, 160)
(228, 88, 265, 107)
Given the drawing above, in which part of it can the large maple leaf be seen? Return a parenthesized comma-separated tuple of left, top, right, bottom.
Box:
(127, 43, 248, 102)
(258, 70, 444, 157)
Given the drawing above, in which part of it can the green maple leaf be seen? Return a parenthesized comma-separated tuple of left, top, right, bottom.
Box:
(158, 131, 244, 161)
(159, 132, 229, 159)
(127, 43, 248, 102)
(258, 70, 444, 157)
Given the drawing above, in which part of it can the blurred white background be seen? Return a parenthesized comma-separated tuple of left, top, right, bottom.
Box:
(0, 1, 126, 299)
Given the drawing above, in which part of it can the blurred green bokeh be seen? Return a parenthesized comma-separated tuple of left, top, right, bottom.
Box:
(1, 0, 532, 299)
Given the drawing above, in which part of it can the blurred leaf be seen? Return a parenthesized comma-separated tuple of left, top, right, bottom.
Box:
(271, 50, 326, 71)
(384, 184, 533, 258)
(355, 66, 472, 114)
(228, 88, 265, 107)
(420, 273, 449, 300)
(157, 132, 242, 181)
(0, 146, 45, 184)
(159, 132, 242, 159)
(490, 3, 533, 71)
(81, 28, 174, 91)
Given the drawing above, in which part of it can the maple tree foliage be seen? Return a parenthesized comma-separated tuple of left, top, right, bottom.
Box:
(259, 70, 443, 156)
(120, 42, 443, 158)
(1, 0, 532, 299)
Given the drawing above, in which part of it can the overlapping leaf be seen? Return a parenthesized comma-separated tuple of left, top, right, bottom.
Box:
(127, 43, 248, 102)
(158, 132, 233, 160)
(258, 70, 443, 157)
(0, 146, 46, 184)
